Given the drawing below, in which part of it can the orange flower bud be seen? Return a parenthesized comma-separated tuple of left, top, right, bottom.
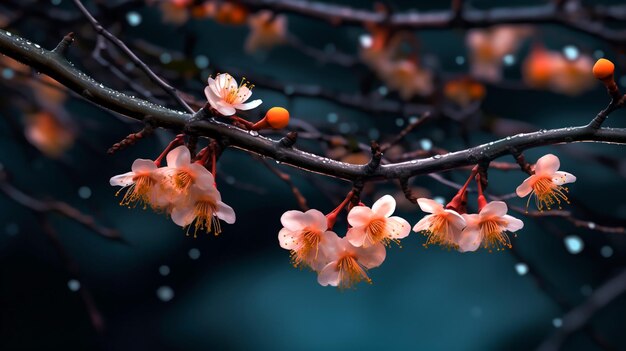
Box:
(592, 58, 615, 81)
(252, 107, 290, 130)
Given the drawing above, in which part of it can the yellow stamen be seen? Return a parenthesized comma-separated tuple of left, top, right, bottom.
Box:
(172, 169, 194, 193)
(219, 75, 255, 104)
(336, 255, 371, 289)
(479, 218, 511, 252)
(419, 214, 458, 249)
(116, 174, 156, 209)
(365, 218, 400, 247)
(529, 176, 570, 211)
(186, 199, 221, 238)
(290, 227, 322, 269)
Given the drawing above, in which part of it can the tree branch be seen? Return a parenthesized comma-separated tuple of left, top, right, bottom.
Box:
(1, 30, 625, 183)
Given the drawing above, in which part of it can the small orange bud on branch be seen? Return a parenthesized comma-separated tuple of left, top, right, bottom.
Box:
(592, 58, 614, 81)
(251, 107, 290, 130)
(593, 58, 621, 101)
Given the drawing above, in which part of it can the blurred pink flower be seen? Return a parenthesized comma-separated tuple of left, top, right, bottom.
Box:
(245, 10, 287, 53)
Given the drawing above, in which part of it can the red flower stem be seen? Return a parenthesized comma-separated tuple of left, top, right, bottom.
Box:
(230, 115, 255, 129)
(445, 166, 478, 212)
(326, 190, 355, 230)
(154, 134, 185, 167)
(476, 173, 488, 210)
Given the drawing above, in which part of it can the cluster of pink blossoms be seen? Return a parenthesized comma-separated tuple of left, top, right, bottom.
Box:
(279, 154, 576, 288)
(110, 145, 235, 236)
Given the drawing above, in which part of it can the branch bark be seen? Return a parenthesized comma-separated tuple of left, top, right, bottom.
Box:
(1, 29, 625, 183)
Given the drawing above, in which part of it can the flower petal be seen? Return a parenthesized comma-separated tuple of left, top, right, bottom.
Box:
(189, 164, 215, 189)
(413, 214, 433, 232)
(387, 216, 411, 239)
(232, 99, 262, 111)
(319, 231, 342, 259)
(280, 210, 308, 231)
(215, 101, 236, 116)
(552, 171, 576, 185)
(131, 159, 157, 172)
(171, 204, 196, 227)
(347, 206, 374, 227)
(516, 176, 535, 197)
(234, 85, 252, 104)
(216, 73, 237, 92)
(346, 227, 367, 247)
(216, 201, 236, 224)
(109, 172, 135, 187)
(480, 201, 508, 218)
(444, 210, 467, 230)
(371, 194, 396, 218)
(317, 262, 340, 287)
(278, 228, 298, 250)
(417, 198, 444, 214)
(457, 227, 481, 252)
(502, 214, 524, 232)
(534, 153, 560, 175)
(305, 209, 328, 231)
(166, 145, 191, 168)
(356, 243, 386, 268)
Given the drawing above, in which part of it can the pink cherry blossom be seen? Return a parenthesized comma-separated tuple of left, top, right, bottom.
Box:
(170, 184, 236, 237)
(516, 154, 576, 211)
(204, 73, 262, 116)
(413, 198, 466, 248)
(278, 209, 337, 271)
(163, 145, 215, 195)
(110, 158, 168, 209)
(458, 201, 524, 252)
(345, 195, 410, 248)
(317, 232, 386, 289)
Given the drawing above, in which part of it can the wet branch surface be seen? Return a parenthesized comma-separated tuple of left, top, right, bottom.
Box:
(1, 30, 625, 184)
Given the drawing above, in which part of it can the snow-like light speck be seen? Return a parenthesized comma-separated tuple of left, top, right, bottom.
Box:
(156, 286, 174, 302)
(563, 45, 579, 60)
(359, 34, 372, 48)
(327, 112, 338, 123)
(126, 12, 142, 26)
(600, 245, 613, 258)
(159, 265, 170, 276)
(78, 186, 92, 199)
(564, 235, 584, 254)
(515, 263, 528, 276)
(67, 279, 81, 292)
(188, 248, 201, 260)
